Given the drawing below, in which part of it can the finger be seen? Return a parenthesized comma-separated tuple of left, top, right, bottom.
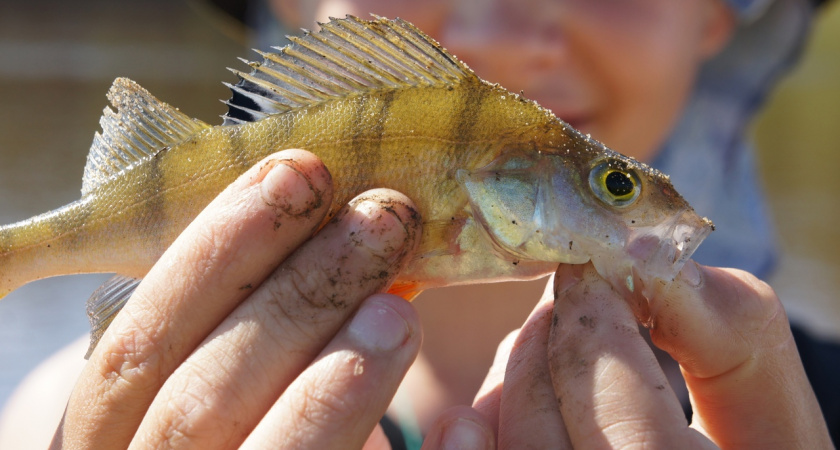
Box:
(497, 279, 572, 449)
(421, 406, 496, 450)
(132, 190, 422, 448)
(238, 294, 421, 449)
(58, 150, 332, 447)
(362, 424, 391, 450)
(548, 263, 699, 448)
(473, 328, 519, 435)
(648, 262, 832, 448)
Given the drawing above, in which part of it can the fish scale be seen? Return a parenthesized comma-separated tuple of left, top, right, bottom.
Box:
(0, 15, 713, 357)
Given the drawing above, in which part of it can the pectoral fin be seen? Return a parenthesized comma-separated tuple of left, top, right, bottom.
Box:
(85, 275, 141, 358)
(387, 281, 423, 301)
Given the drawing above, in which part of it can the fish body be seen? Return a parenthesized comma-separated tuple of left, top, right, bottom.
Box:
(0, 16, 712, 349)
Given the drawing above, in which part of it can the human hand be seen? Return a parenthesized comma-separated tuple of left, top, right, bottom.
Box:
(52, 149, 423, 449)
(424, 263, 833, 449)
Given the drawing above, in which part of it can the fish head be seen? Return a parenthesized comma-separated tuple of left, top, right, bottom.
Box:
(576, 152, 715, 300)
(458, 131, 713, 301)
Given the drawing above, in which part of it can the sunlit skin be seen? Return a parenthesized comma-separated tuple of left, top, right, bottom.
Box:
(270, 0, 737, 432)
(1, 1, 831, 448)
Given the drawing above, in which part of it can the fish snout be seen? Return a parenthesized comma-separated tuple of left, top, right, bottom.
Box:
(625, 208, 714, 285)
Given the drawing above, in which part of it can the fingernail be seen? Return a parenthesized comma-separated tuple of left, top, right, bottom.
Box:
(260, 160, 319, 216)
(679, 260, 702, 287)
(348, 299, 410, 353)
(349, 198, 409, 261)
(553, 264, 584, 299)
(441, 418, 493, 450)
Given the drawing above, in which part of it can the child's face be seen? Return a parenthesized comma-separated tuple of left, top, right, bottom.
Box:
(271, 0, 733, 161)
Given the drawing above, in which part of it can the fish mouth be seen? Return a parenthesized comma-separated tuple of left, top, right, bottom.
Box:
(591, 208, 713, 302)
(625, 208, 714, 284)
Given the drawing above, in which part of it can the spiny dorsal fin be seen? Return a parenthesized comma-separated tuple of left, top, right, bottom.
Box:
(82, 78, 210, 196)
(222, 15, 476, 125)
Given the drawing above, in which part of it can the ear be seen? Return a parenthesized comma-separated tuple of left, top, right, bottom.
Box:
(699, 0, 737, 60)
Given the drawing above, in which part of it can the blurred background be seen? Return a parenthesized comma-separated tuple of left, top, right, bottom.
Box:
(0, 0, 838, 414)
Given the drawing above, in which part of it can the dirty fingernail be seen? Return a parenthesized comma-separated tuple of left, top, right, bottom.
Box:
(348, 299, 410, 353)
(679, 260, 702, 288)
(260, 160, 318, 215)
(350, 199, 409, 260)
(441, 418, 493, 450)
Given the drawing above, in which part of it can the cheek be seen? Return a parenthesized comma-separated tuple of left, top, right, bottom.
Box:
(601, 46, 699, 161)
(564, 3, 707, 160)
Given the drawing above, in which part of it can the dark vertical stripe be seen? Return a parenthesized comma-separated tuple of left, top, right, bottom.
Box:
(140, 148, 167, 254)
(364, 91, 396, 187)
(347, 94, 378, 189)
(370, 90, 396, 142)
(347, 95, 373, 194)
(452, 83, 487, 146)
(349, 94, 371, 146)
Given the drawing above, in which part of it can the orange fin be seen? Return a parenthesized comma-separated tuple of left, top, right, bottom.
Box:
(388, 281, 424, 301)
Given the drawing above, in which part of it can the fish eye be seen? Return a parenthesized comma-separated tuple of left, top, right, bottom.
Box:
(589, 160, 641, 207)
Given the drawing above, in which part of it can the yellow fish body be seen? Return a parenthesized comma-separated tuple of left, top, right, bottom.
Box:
(0, 16, 712, 351)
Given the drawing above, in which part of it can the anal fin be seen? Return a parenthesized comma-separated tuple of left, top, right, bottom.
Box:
(85, 275, 141, 358)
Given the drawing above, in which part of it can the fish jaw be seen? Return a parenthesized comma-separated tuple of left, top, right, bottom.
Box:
(626, 208, 714, 283)
(590, 207, 714, 320)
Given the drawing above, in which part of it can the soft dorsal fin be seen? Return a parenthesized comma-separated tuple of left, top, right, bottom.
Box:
(223, 15, 476, 125)
(82, 78, 210, 196)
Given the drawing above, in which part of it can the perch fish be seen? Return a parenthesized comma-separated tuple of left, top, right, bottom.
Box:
(0, 16, 713, 354)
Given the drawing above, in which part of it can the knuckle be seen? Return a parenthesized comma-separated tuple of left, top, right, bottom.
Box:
(280, 388, 354, 446)
(600, 421, 661, 448)
(256, 265, 343, 347)
(288, 263, 348, 310)
(301, 386, 351, 425)
(292, 361, 360, 429)
(183, 223, 236, 285)
(156, 392, 208, 447)
(147, 364, 241, 448)
(95, 303, 167, 398)
(734, 272, 788, 334)
(269, 262, 350, 314)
